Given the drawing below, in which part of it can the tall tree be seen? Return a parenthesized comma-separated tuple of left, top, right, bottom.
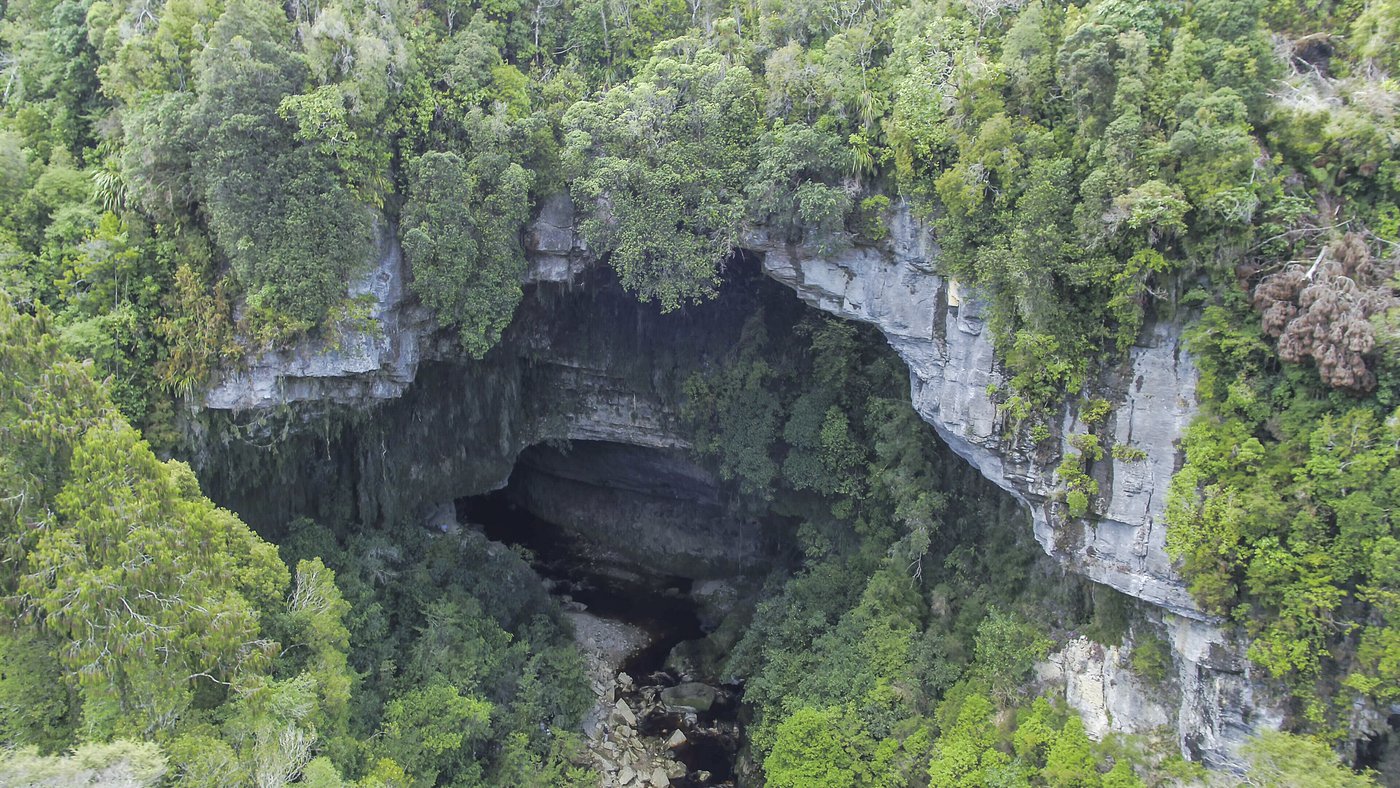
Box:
(186, 0, 372, 332)
(564, 37, 760, 310)
(402, 150, 533, 358)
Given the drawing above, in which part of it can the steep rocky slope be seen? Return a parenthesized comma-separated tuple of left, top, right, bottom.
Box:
(747, 209, 1285, 769)
(198, 197, 1281, 769)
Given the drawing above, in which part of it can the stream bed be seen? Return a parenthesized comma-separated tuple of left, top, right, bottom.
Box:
(457, 491, 745, 786)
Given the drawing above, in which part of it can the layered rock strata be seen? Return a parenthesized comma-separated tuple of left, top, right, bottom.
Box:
(199, 197, 1280, 769)
(746, 209, 1282, 769)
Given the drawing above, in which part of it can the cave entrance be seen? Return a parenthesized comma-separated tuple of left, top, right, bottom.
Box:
(1355, 714, 1400, 784)
(468, 440, 783, 584)
(456, 486, 706, 679)
(455, 440, 775, 786)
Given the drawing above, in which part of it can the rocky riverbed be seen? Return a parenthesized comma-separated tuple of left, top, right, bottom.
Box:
(579, 658, 741, 788)
(459, 490, 750, 786)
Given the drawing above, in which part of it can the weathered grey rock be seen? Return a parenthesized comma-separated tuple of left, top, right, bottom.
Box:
(1166, 615, 1284, 770)
(198, 197, 1280, 770)
(575, 612, 651, 742)
(197, 253, 780, 541)
(613, 699, 638, 727)
(1035, 617, 1283, 773)
(660, 682, 718, 713)
(510, 442, 777, 579)
(205, 198, 589, 413)
(1036, 636, 1173, 741)
(526, 193, 588, 282)
(205, 222, 433, 411)
(747, 214, 1200, 619)
(747, 208, 1282, 770)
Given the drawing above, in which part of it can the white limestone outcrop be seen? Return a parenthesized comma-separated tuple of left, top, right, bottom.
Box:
(201, 198, 1281, 769)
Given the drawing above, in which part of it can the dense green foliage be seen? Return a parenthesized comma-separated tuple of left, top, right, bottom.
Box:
(0, 301, 591, 784)
(276, 519, 594, 787)
(0, 741, 168, 785)
(3, 0, 1398, 778)
(682, 312, 1198, 784)
(1242, 729, 1383, 788)
(1167, 302, 1400, 722)
(403, 151, 532, 357)
(1, 301, 350, 772)
(185, 0, 374, 331)
(563, 39, 759, 309)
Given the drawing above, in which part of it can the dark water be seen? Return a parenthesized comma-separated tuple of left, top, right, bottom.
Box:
(625, 669, 744, 784)
(456, 490, 707, 669)
(456, 490, 743, 784)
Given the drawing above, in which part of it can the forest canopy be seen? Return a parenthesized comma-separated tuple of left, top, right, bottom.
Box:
(1, 0, 1398, 783)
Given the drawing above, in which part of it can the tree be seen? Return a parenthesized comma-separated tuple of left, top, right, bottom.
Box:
(564, 38, 759, 309)
(765, 706, 865, 788)
(490, 730, 595, 788)
(274, 559, 357, 763)
(402, 150, 533, 358)
(187, 0, 372, 332)
(973, 608, 1052, 703)
(164, 733, 246, 787)
(25, 419, 287, 737)
(155, 262, 237, 397)
(0, 303, 107, 577)
(1101, 759, 1145, 788)
(372, 682, 492, 787)
(1042, 715, 1100, 787)
(0, 741, 167, 787)
(0, 630, 75, 752)
(747, 121, 853, 250)
(1011, 696, 1058, 767)
(1352, 0, 1400, 73)
(223, 675, 324, 787)
(682, 313, 783, 497)
(1242, 731, 1379, 788)
(927, 693, 1008, 788)
(0, 300, 360, 759)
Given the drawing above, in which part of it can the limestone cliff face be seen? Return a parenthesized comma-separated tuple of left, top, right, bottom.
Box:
(205, 223, 431, 410)
(199, 197, 1280, 769)
(196, 213, 793, 581)
(748, 215, 1199, 618)
(747, 208, 1282, 770)
(204, 199, 588, 412)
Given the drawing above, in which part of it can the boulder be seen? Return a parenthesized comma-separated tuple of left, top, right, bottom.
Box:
(612, 699, 637, 727)
(659, 681, 718, 712)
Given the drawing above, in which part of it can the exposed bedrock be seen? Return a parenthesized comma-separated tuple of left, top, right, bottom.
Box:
(195, 251, 799, 591)
(746, 216, 1197, 620)
(507, 442, 781, 580)
(745, 210, 1284, 769)
(197, 195, 1282, 769)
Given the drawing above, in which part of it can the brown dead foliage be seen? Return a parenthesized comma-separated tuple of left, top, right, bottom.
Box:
(1251, 233, 1398, 391)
